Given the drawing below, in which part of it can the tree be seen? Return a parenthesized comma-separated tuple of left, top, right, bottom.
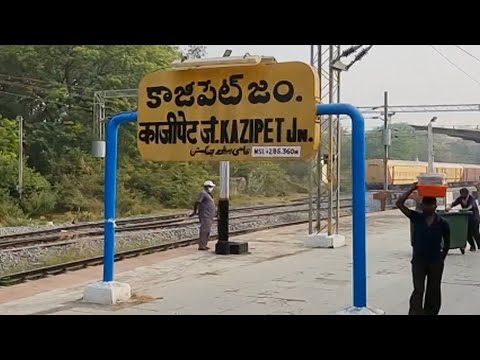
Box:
(0, 116, 18, 155)
(0, 46, 186, 219)
(5, 45, 479, 223)
(0, 45, 180, 177)
(183, 45, 207, 59)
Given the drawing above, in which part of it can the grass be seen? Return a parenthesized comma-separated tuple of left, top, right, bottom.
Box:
(229, 194, 306, 206)
(0, 235, 172, 278)
(39, 247, 102, 265)
(0, 247, 103, 278)
(0, 258, 35, 277)
(0, 193, 307, 227)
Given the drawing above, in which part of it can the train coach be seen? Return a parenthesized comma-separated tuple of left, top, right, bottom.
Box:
(366, 159, 480, 190)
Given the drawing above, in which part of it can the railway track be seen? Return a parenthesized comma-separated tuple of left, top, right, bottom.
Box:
(0, 207, 354, 286)
(0, 197, 351, 250)
(0, 197, 354, 286)
(0, 199, 312, 242)
(0, 194, 353, 243)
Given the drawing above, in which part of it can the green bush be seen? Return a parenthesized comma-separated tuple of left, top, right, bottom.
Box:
(21, 190, 57, 216)
(54, 174, 103, 214)
(125, 162, 209, 208)
(0, 190, 24, 225)
(0, 154, 56, 217)
(231, 162, 291, 197)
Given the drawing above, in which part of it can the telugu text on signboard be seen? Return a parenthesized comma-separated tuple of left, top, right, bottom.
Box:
(137, 61, 320, 162)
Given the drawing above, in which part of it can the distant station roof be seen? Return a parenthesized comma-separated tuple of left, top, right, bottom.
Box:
(411, 126, 480, 144)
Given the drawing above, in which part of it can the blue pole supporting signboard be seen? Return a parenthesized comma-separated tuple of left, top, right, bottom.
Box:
(101, 104, 367, 309)
(103, 111, 137, 282)
(316, 103, 367, 308)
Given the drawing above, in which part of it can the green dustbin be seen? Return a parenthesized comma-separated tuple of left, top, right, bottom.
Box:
(410, 210, 470, 255)
(438, 210, 470, 254)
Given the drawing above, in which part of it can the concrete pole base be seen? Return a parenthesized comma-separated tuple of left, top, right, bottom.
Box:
(336, 306, 385, 315)
(304, 233, 346, 248)
(215, 241, 231, 255)
(83, 281, 131, 305)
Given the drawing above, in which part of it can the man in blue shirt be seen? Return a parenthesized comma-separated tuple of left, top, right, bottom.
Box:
(448, 188, 480, 251)
(396, 183, 450, 315)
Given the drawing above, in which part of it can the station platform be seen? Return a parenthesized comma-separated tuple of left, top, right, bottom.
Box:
(0, 210, 479, 315)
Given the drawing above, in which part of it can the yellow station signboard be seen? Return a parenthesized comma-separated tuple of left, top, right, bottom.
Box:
(137, 60, 319, 162)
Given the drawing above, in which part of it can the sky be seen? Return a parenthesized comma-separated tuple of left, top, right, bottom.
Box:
(204, 45, 480, 130)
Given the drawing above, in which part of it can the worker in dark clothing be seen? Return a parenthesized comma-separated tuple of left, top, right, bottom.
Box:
(396, 183, 450, 315)
(447, 188, 480, 251)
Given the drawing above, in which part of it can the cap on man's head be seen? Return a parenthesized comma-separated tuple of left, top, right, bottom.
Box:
(204, 180, 215, 187)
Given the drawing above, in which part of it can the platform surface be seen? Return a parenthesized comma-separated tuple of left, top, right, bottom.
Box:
(0, 210, 479, 315)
